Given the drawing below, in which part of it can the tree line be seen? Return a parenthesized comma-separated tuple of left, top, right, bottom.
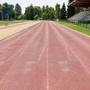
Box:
(25, 3, 67, 20)
(0, 2, 22, 20)
(0, 1, 81, 21)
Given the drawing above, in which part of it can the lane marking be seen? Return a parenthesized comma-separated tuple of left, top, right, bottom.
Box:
(54, 22, 90, 51)
(62, 67, 70, 72)
(37, 41, 47, 61)
(67, 45, 90, 75)
(0, 23, 41, 51)
(51, 22, 90, 75)
(58, 60, 70, 72)
(36, 23, 47, 61)
(0, 23, 44, 84)
(25, 61, 36, 65)
(58, 60, 69, 65)
(49, 23, 71, 61)
(46, 22, 49, 90)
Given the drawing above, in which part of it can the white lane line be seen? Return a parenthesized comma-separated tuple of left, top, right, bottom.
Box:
(0, 23, 41, 51)
(0, 23, 44, 64)
(54, 22, 90, 51)
(58, 60, 69, 65)
(50, 23, 71, 61)
(25, 61, 36, 65)
(62, 67, 70, 72)
(37, 41, 47, 61)
(36, 23, 47, 61)
(67, 44, 90, 75)
(0, 23, 44, 84)
(51, 22, 90, 75)
(46, 22, 49, 90)
(58, 60, 70, 72)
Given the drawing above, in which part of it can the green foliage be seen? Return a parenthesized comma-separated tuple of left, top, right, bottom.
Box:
(0, 2, 71, 20)
(25, 4, 34, 20)
(25, 5, 55, 20)
(55, 4, 60, 20)
(60, 3, 67, 20)
(15, 3, 22, 19)
(42, 6, 55, 20)
(0, 2, 14, 20)
(34, 14, 39, 20)
(57, 21, 90, 36)
(0, 3, 23, 20)
(34, 6, 41, 19)
(0, 20, 27, 26)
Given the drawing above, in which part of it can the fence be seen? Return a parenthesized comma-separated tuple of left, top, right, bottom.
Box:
(78, 20, 90, 29)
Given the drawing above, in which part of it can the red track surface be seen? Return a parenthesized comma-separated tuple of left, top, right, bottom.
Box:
(0, 21, 90, 90)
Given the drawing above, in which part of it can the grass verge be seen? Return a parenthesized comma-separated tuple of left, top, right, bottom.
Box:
(0, 20, 27, 26)
(57, 21, 90, 36)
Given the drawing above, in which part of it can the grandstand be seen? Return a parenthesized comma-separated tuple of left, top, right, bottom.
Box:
(68, 11, 90, 22)
(68, 0, 90, 27)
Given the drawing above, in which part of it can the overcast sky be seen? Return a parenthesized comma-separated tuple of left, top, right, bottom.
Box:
(0, 0, 68, 13)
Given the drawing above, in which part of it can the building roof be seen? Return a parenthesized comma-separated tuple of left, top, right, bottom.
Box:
(69, 0, 90, 7)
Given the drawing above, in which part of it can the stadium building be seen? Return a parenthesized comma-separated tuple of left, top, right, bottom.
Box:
(68, 0, 90, 24)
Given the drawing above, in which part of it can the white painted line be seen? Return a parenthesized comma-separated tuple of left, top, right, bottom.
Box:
(37, 41, 47, 61)
(58, 60, 69, 65)
(62, 67, 70, 72)
(0, 23, 41, 51)
(46, 22, 49, 90)
(49, 23, 71, 62)
(25, 61, 36, 65)
(0, 23, 44, 84)
(51, 22, 90, 75)
(67, 45, 90, 75)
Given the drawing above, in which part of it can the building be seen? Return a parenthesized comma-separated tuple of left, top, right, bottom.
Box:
(68, 0, 90, 23)
(69, 0, 90, 8)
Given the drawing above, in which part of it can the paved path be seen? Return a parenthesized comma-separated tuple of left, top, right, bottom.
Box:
(0, 21, 90, 90)
(0, 21, 40, 40)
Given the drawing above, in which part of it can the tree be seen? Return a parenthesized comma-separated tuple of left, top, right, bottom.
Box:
(47, 7, 55, 20)
(1, 2, 9, 20)
(42, 5, 46, 19)
(7, 4, 14, 20)
(60, 3, 67, 20)
(42, 6, 46, 13)
(0, 4, 3, 20)
(25, 4, 34, 20)
(15, 3, 22, 19)
(34, 6, 41, 19)
(42, 6, 55, 20)
(55, 3, 61, 20)
(0, 3, 14, 20)
(67, 0, 76, 18)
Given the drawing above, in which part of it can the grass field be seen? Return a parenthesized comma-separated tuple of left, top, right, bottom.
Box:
(87, 24, 90, 29)
(0, 20, 27, 26)
(57, 21, 90, 36)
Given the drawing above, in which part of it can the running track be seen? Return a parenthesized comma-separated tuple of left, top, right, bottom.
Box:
(0, 21, 90, 90)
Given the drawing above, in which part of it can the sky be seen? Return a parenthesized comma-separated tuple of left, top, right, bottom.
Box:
(0, 0, 68, 13)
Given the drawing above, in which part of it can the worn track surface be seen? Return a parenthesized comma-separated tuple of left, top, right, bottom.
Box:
(0, 21, 90, 90)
